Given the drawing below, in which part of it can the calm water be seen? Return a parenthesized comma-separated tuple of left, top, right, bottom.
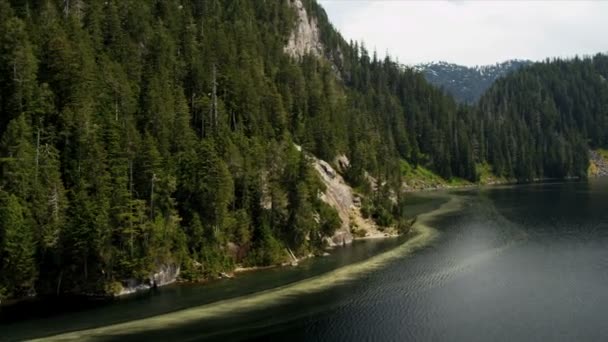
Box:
(3, 179, 608, 341)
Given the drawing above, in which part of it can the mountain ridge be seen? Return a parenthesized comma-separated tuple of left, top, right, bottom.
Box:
(415, 59, 533, 103)
(0, 0, 606, 303)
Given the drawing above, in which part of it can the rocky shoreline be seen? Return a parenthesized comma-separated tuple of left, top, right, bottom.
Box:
(133, 152, 607, 296)
(589, 150, 608, 177)
(6, 152, 606, 303)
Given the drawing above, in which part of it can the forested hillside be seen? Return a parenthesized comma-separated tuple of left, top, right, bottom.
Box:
(476, 55, 608, 180)
(0, 0, 606, 302)
(0, 0, 477, 300)
(416, 60, 531, 103)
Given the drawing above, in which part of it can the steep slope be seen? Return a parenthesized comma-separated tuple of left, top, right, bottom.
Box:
(284, 0, 323, 59)
(1, 0, 604, 303)
(416, 60, 531, 103)
(475, 55, 608, 180)
(0, 0, 467, 299)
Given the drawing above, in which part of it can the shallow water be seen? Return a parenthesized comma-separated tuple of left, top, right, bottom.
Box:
(4, 178, 608, 341)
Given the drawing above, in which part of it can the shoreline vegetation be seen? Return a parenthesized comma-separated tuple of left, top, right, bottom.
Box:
(123, 159, 553, 290)
(2, 167, 603, 306)
(1, 162, 603, 307)
(28, 194, 461, 342)
(1, 0, 607, 306)
(231, 231, 402, 275)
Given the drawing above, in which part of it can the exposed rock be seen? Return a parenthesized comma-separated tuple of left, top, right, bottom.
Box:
(318, 159, 336, 179)
(284, 0, 323, 59)
(589, 150, 608, 177)
(226, 242, 240, 260)
(118, 279, 150, 296)
(288, 144, 394, 246)
(118, 263, 180, 296)
(309, 152, 388, 245)
(151, 264, 180, 287)
(259, 171, 273, 210)
(335, 154, 350, 173)
(219, 272, 234, 279)
(352, 194, 361, 208)
(312, 158, 354, 245)
(365, 171, 379, 192)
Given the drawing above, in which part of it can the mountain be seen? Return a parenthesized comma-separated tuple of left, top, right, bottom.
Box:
(0, 0, 475, 300)
(476, 55, 608, 179)
(0, 0, 606, 302)
(415, 60, 532, 103)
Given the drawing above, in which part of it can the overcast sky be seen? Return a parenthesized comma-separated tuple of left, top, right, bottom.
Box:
(318, 0, 608, 67)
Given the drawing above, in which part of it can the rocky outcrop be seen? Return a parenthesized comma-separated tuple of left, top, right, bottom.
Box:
(313, 158, 354, 245)
(284, 0, 323, 59)
(309, 153, 393, 246)
(589, 150, 608, 177)
(117, 264, 180, 296)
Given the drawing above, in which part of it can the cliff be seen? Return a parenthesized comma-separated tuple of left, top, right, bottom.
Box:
(284, 0, 324, 59)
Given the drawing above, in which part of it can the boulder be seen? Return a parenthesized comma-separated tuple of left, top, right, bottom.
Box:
(117, 263, 180, 296)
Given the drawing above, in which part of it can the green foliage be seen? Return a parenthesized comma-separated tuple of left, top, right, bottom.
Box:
(0, 192, 37, 297)
(317, 202, 341, 237)
(0, 0, 602, 300)
(477, 55, 608, 180)
(401, 160, 446, 187)
(246, 225, 287, 267)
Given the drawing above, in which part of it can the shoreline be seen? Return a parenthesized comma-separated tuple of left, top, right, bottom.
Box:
(231, 233, 400, 275)
(3, 177, 592, 306)
(32, 194, 460, 341)
(404, 176, 589, 194)
(129, 176, 604, 293)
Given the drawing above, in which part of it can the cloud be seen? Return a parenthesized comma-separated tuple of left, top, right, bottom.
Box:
(318, 0, 608, 66)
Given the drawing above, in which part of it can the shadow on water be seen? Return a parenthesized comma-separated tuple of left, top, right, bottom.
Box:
(10, 179, 608, 341)
(136, 179, 608, 342)
(2, 194, 448, 341)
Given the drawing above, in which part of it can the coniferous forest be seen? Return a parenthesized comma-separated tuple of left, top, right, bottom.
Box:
(0, 0, 607, 300)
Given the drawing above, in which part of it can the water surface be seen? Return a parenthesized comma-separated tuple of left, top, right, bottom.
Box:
(4, 179, 608, 341)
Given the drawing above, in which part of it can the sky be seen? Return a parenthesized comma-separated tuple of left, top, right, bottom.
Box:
(318, 0, 608, 67)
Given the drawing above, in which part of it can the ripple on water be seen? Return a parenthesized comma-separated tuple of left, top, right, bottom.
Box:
(30, 195, 464, 341)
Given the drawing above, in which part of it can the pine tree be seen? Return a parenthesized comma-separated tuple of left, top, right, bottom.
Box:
(0, 192, 37, 297)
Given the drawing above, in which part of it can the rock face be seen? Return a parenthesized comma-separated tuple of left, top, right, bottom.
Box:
(309, 153, 391, 245)
(118, 263, 180, 296)
(284, 0, 323, 59)
(589, 150, 608, 177)
(313, 159, 354, 245)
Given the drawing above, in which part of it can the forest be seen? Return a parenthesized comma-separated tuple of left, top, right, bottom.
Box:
(0, 0, 606, 300)
(475, 56, 608, 180)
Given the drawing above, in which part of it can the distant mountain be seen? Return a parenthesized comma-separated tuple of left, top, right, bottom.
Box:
(415, 60, 532, 103)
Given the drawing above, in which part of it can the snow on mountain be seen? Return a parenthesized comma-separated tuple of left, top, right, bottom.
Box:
(414, 60, 532, 103)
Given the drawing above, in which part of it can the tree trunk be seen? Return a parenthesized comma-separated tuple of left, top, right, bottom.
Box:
(35, 128, 40, 185)
(212, 64, 218, 130)
(56, 271, 63, 296)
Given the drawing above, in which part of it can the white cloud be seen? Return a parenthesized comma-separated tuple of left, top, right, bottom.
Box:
(318, 0, 608, 66)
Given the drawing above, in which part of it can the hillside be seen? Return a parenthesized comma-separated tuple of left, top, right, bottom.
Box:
(0, 0, 475, 300)
(1, 0, 607, 302)
(476, 55, 608, 180)
(416, 60, 531, 103)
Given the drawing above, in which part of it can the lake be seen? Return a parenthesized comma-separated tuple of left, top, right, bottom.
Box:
(3, 178, 608, 341)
